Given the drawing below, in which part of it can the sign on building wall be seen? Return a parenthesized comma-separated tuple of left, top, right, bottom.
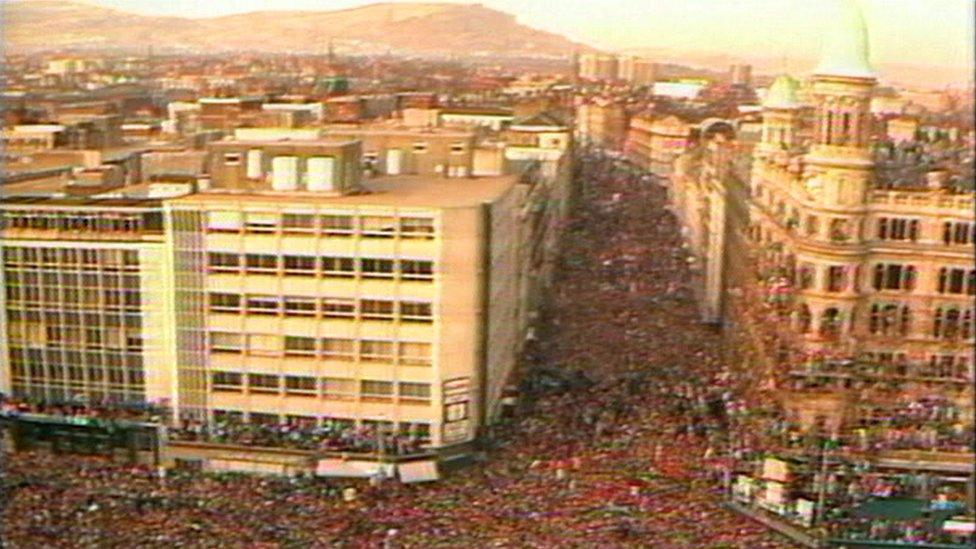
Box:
(442, 377, 471, 444)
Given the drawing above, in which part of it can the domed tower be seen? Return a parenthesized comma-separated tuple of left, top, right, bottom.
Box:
(804, 0, 877, 208)
(759, 74, 803, 153)
(794, 0, 878, 350)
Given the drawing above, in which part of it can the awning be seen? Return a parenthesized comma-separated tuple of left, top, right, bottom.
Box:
(852, 498, 957, 523)
(398, 460, 439, 483)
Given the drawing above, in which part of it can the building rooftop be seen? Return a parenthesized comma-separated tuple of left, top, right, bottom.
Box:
(171, 174, 518, 209)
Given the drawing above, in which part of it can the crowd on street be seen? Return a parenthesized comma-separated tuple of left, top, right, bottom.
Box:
(0, 150, 852, 547)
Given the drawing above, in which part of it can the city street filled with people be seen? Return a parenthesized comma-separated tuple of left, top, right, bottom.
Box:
(2, 152, 798, 547)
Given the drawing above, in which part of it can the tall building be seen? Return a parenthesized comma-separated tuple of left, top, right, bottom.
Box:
(730, 63, 753, 87)
(575, 98, 629, 151)
(618, 57, 658, 87)
(669, 1, 975, 428)
(578, 54, 619, 82)
(0, 176, 188, 407)
(164, 138, 526, 451)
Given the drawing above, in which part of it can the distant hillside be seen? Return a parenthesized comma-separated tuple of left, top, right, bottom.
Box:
(3, 1, 594, 57)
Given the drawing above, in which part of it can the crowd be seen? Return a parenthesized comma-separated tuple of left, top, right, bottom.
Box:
(1, 150, 822, 547)
(169, 418, 431, 456)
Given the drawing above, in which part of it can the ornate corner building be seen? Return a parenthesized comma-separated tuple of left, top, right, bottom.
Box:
(669, 1, 975, 428)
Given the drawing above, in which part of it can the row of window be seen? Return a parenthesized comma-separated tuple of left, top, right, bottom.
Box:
(209, 332, 433, 366)
(7, 323, 142, 351)
(875, 219, 975, 246)
(207, 253, 434, 280)
(6, 310, 142, 328)
(6, 286, 142, 309)
(210, 372, 432, 400)
(3, 247, 139, 268)
(0, 211, 161, 234)
(753, 195, 972, 247)
(209, 292, 433, 323)
(795, 264, 975, 295)
(796, 305, 974, 340)
(207, 212, 435, 239)
(4, 270, 141, 289)
(10, 363, 145, 385)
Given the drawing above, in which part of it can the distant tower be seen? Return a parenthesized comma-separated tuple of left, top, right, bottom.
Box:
(327, 38, 336, 65)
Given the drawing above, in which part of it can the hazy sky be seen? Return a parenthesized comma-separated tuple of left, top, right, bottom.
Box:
(82, 0, 974, 69)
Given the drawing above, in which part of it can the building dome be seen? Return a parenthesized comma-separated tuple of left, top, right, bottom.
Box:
(763, 75, 801, 109)
(813, 0, 875, 79)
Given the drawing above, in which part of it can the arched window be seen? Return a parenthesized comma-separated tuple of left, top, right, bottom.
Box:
(820, 308, 842, 337)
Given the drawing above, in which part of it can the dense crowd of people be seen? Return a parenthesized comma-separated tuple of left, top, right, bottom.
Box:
(0, 150, 845, 547)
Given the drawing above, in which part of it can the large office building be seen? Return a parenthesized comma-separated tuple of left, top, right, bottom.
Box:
(163, 138, 525, 450)
(0, 176, 188, 407)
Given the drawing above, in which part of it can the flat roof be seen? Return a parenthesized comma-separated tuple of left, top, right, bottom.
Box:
(211, 139, 359, 149)
(171, 174, 518, 209)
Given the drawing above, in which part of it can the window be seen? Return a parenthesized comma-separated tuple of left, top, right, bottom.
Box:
(869, 304, 910, 336)
(322, 378, 355, 399)
(937, 267, 973, 295)
(245, 254, 278, 273)
(872, 264, 916, 292)
(322, 338, 355, 360)
(208, 253, 240, 273)
(932, 308, 974, 340)
(412, 142, 428, 154)
(399, 341, 432, 366)
(224, 153, 242, 165)
(322, 298, 356, 318)
(246, 295, 280, 316)
(400, 217, 435, 239)
(361, 216, 396, 238)
(209, 332, 243, 353)
(400, 259, 433, 280)
(943, 221, 974, 246)
(321, 256, 355, 277)
(284, 336, 316, 356)
(207, 211, 242, 233)
(361, 380, 394, 397)
(283, 255, 316, 276)
(210, 292, 242, 313)
(399, 382, 431, 400)
(400, 301, 433, 323)
(284, 375, 317, 395)
(212, 371, 243, 391)
(361, 299, 394, 321)
(248, 373, 280, 393)
(877, 217, 919, 241)
(321, 215, 354, 236)
(284, 297, 316, 316)
(282, 213, 316, 233)
(450, 143, 465, 154)
(362, 258, 395, 279)
(246, 334, 282, 355)
(826, 266, 847, 292)
(244, 212, 278, 233)
(805, 216, 819, 237)
(361, 340, 394, 362)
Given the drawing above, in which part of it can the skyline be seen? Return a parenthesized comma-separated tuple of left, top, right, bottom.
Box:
(66, 0, 975, 71)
